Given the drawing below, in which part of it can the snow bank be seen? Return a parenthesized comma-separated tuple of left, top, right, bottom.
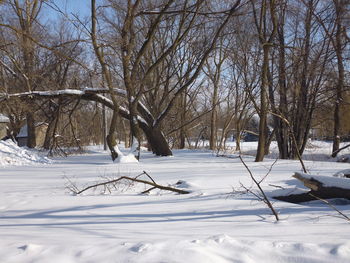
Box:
(0, 139, 51, 166)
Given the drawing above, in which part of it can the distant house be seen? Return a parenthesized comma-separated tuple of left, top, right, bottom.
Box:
(17, 123, 48, 147)
(0, 114, 10, 139)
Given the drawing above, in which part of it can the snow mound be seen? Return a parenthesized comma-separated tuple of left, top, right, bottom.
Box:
(112, 143, 139, 163)
(115, 153, 138, 163)
(0, 140, 51, 166)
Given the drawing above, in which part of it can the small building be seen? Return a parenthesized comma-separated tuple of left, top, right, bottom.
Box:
(0, 114, 10, 139)
(17, 123, 48, 147)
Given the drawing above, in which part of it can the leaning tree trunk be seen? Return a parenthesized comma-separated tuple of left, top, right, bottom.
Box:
(142, 125, 172, 156)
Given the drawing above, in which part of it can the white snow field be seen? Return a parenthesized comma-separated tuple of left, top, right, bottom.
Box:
(1, 143, 350, 263)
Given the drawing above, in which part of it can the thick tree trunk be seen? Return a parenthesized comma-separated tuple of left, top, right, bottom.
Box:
(143, 125, 172, 156)
(26, 112, 36, 148)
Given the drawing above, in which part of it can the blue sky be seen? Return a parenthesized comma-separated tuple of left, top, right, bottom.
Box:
(44, 0, 91, 21)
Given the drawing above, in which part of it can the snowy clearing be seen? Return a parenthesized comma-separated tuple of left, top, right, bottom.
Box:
(0, 143, 350, 263)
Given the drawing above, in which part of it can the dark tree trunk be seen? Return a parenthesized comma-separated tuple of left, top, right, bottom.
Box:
(142, 125, 172, 156)
(26, 112, 36, 148)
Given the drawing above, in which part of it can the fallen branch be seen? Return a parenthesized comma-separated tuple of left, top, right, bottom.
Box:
(72, 171, 190, 195)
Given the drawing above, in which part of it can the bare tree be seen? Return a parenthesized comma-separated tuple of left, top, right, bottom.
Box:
(2, 0, 45, 147)
(251, 0, 278, 162)
(99, 0, 243, 156)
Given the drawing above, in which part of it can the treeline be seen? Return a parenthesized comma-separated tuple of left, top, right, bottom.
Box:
(0, 0, 349, 161)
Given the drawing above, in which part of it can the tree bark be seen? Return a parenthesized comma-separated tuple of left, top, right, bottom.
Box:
(255, 45, 270, 162)
(26, 112, 36, 148)
(106, 109, 119, 161)
(142, 124, 172, 156)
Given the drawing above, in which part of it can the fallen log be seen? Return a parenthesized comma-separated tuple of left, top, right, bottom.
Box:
(273, 172, 350, 203)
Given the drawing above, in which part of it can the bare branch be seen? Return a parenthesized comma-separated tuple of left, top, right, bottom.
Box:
(239, 155, 279, 221)
(71, 171, 190, 195)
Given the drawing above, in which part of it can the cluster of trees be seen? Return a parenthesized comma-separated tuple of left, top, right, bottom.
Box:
(0, 0, 349, 161)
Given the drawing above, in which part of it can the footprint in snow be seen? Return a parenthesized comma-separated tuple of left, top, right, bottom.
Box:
(18, 244, 42, 253)
(130, 243, 151, 253)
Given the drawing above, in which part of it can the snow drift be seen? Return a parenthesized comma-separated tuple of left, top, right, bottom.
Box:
(0, 139, 51, 166)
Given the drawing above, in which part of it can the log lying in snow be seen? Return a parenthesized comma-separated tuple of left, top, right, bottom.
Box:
(273, 172, 350, 203)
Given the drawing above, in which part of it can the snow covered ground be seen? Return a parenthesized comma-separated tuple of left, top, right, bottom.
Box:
(1, 142, 350, 263)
